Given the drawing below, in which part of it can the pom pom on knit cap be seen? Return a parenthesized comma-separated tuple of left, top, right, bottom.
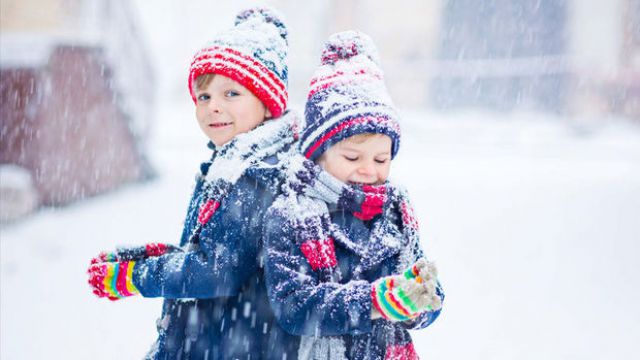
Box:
(235, 7, 288, 42)
(320, 30, 380, 65)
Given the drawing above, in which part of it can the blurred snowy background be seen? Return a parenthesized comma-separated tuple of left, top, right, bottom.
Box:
(1, 0, 639, 359)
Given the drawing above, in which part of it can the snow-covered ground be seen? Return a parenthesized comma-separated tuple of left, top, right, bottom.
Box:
(2, 100, 639, 359)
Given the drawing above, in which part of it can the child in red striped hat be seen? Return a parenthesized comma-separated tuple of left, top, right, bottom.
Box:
(188, 6, 289, 127)
(263, 31, 444, 359)
(87, 7, 302, 359)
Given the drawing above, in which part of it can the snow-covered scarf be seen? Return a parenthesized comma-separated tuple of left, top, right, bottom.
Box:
(187, 111, 298, 245)
(277, 155, 423, 359)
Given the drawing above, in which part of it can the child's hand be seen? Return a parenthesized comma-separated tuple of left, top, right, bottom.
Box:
(371, 259, 442, 321)
(371, 275, 423, 321)
(87, 260, 140, 301)
(402, 258, 427, 280)
(407, 258, 442, 312)
(414, 258, 438, 283)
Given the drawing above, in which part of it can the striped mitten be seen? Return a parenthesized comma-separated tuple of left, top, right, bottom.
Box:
(87, 261, 139, 301)
(371, 275, 425, 321)
(402, 258, 427, 281)
(372, 259, 442, 321)
(418, 260, 442, 308)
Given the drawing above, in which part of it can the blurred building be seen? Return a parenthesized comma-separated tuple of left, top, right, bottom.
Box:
(313, 0, 638, 118)
(274, 0, 443, 109)
(568, 0, 639, 118)
(0, 0, 155, 221)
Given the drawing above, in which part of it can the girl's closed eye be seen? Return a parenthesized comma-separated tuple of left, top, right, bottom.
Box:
(343, 155, 358, 162)
(375, 158, 388, 164)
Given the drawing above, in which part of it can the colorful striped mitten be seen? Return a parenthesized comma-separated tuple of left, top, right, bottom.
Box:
(403, 258, 427, 281)
(372, 259, 442, 321)
(87, 261, 139, 301)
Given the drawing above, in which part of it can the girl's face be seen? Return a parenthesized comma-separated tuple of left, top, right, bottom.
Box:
(317, 134, 392, 185)
(194, 75, 271, 146)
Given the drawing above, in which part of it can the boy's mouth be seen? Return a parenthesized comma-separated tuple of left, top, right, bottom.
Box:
(209, 122, 232, 128)
(349, 181, 374, 186)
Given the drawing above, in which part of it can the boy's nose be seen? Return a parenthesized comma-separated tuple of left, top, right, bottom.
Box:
(358, 162, 375, 176)
(208, 98, 221, 113)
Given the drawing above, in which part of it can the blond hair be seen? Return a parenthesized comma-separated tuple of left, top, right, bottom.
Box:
(194, 73, 216, 92)
(342, 133, 385, 144)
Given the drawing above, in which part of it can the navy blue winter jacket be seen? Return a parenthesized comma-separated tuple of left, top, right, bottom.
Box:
(264, 202, 443, 359)
(135, 151, 299, 360)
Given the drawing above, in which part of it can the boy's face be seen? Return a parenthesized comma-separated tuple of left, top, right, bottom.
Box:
(317, 134, 392, 185)
(194, 75, 271, 146)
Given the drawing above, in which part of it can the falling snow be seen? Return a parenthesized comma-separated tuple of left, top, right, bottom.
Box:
(2, 1, 639, 359)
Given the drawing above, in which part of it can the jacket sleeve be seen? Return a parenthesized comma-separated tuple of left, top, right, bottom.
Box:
(264, 208, 374, 337)
(132, 175, 274, 299)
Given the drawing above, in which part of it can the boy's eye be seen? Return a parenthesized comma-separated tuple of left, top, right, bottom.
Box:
(343, 155, 358, 162)
(197, 93, 210, 101)
(225, 90, 240, 97)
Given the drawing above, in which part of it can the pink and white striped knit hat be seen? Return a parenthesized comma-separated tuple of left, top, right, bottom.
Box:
(301, 31, 401, 161)
(188, 7, 289, 118)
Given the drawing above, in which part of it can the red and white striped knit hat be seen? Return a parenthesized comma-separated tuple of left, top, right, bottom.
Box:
(188, 7, 288, 118)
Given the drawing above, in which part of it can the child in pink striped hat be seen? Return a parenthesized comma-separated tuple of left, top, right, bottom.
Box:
(263, 31, 444, 359)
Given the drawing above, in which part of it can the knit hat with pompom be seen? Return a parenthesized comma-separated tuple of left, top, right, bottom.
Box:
(188, 7, 289, 118)
(300, 30, 401, 161)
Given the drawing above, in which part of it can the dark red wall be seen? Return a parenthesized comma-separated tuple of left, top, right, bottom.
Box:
(1, 45, 146, 206)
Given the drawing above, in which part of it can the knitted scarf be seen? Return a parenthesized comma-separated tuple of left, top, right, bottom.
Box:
(275, 154, 423, 359)
(188, 111, 299, 245)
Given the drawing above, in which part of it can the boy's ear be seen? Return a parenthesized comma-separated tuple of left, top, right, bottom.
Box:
(265, 107, 272, 119)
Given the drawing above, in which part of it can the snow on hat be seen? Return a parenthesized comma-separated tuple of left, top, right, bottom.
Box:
(188, 7, 289, 118)
(300, 30, 401, 161)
